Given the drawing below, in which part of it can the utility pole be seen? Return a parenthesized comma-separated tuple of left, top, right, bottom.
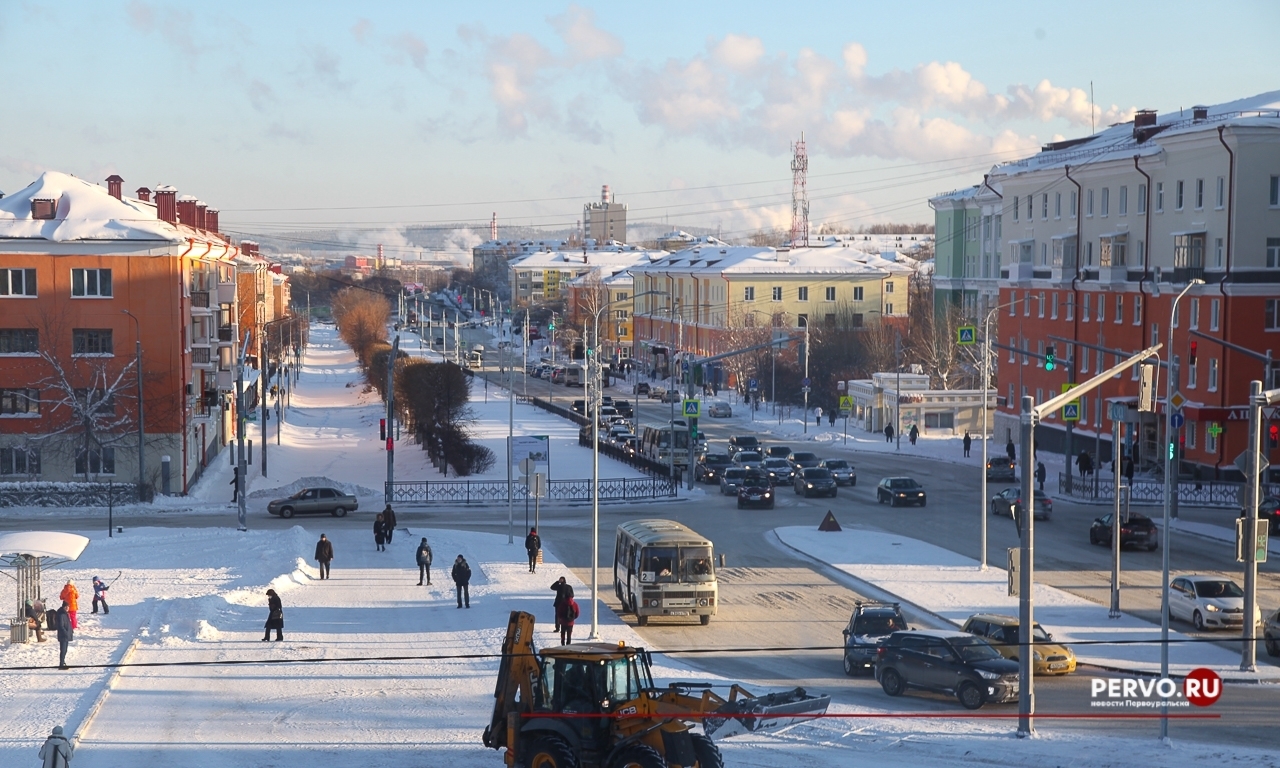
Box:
(385, 335, 400, 505)
(802, 320, 810, 434)
(260, 333, 268, 478)
(896, 332, 902, 452)
(235, 333, 250, 531)
(1241, 379, 1264, 672)
(1109, 408, 1124, 618)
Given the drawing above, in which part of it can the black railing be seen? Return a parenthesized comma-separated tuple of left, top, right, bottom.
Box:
(1057, 471, 1280, 508)
(190, 290, 210, 308)
(386, 475, 677, 505)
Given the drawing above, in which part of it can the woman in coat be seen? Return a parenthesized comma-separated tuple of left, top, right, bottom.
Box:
(59, 580, 79, 629)
(374, 514, 387, 552)
(262, 589, 284, 642)
(556, 586, 579, 646)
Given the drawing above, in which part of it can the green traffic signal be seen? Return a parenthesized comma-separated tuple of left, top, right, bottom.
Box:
(1045, 344, 1056, 372)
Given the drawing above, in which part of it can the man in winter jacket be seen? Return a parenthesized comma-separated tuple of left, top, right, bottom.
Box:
(524, 528, 542, 573)
(416, 538, 433, 586)
(91, 576, 109, 614)
(452, 555, 471, 608)
(314, 534, 334, 580)
(381, 505, 398, 544)
(55, 601, 73, 669)
(59, 580, 79, 630)
(551, 576, 571, 632)
(39, 724, 73, 767)
(25, 599, 46, 642)
(557, 588, 580, 646)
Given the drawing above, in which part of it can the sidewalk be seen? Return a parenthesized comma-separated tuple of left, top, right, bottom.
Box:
(774, 525, 1280, 680)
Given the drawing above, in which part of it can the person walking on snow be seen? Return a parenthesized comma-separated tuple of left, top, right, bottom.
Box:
(374, 514, 387, 552)
(91, 576, 109, 615)
(909, 424, 919, 446)
(230, 467, 239, 503)
(416, 538, 433, 585)
(59, 580, 79, 630)
(54, 601, 73, 669)
(557, 586, 580, 646)
(381, 505, 398, 544)
(884, 425, 894, 443)
(452, 555, 472, 608)
(963, 430, 972, 458)
(1006, 439, 1017, 464)
(39, 724, 73, 767)
(1035, 461, 1047, 492)
(815, 407, 823, 427)
(829, 409, 836, 427)
(551, 576, 572, 632)
(314, 534, 334, 580)
(525, 528, 542, 573)
(262, 589, 284, 642)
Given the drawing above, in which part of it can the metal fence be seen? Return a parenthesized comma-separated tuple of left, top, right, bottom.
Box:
(0, 482, 141, 508)
(1057, 472, 1279, 508)
(386, 475, 678, 505)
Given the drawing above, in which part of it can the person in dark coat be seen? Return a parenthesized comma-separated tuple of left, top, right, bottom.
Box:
(374, 514, 387, 552)
(416, 538, 433, 585)
(1035, 461, 1047, 492)
(25, 599, 46, 642)
(1006, 439, 1017, 463)
(230, 467, 239, 502)
(314, 534, 334, 580)
(262, 589, 284, 642)
(909, 424, 919, 445)
(381, 505, 398, 544)
(962, 431, 972, 457)
(551, 576, 572, 632)
(524, 528, 542, 574)
(557, 588, 580, 646)
(452, 555, 471, 608)
(91, 576, 109, 614)
(884, 425, 894, 443)
(55, 601, 73, 669)
(829, 409, 836, 427)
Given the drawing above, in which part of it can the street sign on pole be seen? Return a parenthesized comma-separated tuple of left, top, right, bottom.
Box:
(1062, 403, 1081, 422)
(1170, 411, 1185, 429)
(802, 377, 811, 388)
(748, 378, 758, 391)
(839, 395, 853, 413)
(683, 399, 701, 418)
(529, 472, 547, 498)
(957, 326, 977, 345)
(519, 458, 535, 477)
(1169, 390, 1187, 410)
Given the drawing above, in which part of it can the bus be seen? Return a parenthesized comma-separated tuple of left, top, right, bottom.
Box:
(639, 425, 689, 467)
(614, 519, 716, 626)
(564, 364, 585, 387)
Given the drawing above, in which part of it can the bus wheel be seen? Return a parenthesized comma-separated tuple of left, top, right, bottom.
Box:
(637, 615, 649, 627)
(700, 614, 711, 626)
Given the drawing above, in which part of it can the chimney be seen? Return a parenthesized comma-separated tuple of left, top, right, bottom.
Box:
(195, 201, 208, 230)
(1192, 105, 1208, 122)
(31, 198, 57, 220)
(105, 174, 124, 200)
(177, 195, 199, 227)
(206, 208, 219, 233)
(1132, 109, 1157, 137)
(136, 187, 152, 203)
(602, 184, 611, 204)
(155, 185, 178, 223)
(490, 212, 497, 241)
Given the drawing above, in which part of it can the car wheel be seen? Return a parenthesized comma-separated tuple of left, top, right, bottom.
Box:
(737, 501, 744, 509)
(830, 489, 838, 498)
(843, 655, 856, 677)
(851, 478, 856, 487)
(1266, 636, 1280, 657)
(957, 681, 985, 710)
(876, 491, 884, 504)
(1147, 541, 1159, 551)
(280, 506, 295, 519)
(331, 506, 347, 518)
(879, 668, 904, 697)
(889, 496, 898, 507)
(1193, 611, 1206, 631)
(919, 499, 927, 507)
(767, 501, 775, 509)
(992, 502, 1000, 516)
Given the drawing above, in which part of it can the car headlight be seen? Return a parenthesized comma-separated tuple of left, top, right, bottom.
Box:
(764, 492, 772, 498)
(807, 484, 814, 489)
(1204, 603, 1220, 612)
(977, 669, 1002, 680)
(1033, 651, 1043, 661)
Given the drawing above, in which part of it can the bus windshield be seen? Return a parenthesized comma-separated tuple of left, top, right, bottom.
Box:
(644, 547, 678, 582)
(681, 546, 714, 582)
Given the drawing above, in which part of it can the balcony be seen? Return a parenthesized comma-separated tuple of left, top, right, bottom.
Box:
(216, 369, 234, 390)
(191, 347, 215, 370)
(190, 291, 213, 316)
(217, 281, 236, 305)
(218, 325, 236, 346)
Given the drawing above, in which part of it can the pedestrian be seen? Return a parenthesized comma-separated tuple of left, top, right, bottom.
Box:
(524, 528, 542, 574)
(59, 580, 79, 630)
(551, 576, 571, 631)
(1076, 450, 1089, 479)
(416, 537, 433, 586)
(452, 555, 472, 609)
(829, 409, 836, 427)
(909, 424, 919, 446)
(962, 430, 972, 458)
(1035, 461, 1047, 492)
(884, 425, 894, 443)
(54, 600, 72, 669)
(1123, 455, 1135, 483)
(38, 725, 73, 767)
(91, 576, 109, 615)
(1006, 438, 1016, 463)
(374, 514, 387, 552)
(557, 586, 580, 646)
(314, 534, 334, 580)
(1084, 452, 1095, 478)
(230, 466, 239, 503)
(381, 504, 398, 544)
(815, 407, 823, 426)
(25, 599, 46, 642)
(262, 588, 284, 642)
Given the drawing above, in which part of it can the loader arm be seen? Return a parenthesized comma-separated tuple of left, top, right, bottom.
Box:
(483, 611, 542, 753)
(654, 682, 831, 741)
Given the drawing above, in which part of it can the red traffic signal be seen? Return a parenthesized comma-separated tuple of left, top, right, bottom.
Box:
(1270, 423, 1279, 448)
(1189, 340, 1198, 366)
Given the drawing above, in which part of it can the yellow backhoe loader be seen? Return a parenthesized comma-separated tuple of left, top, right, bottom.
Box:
(483, 611, 830, 768)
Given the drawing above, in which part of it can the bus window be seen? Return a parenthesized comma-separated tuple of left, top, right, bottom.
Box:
(681, 546, 714, 582)
(644, 547, 677, 582)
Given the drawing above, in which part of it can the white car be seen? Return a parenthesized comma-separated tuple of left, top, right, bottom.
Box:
(1167, 575, 1261, 631)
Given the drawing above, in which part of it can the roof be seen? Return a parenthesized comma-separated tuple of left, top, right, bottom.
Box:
(0, 531, 90, 563)
(616, 519, 712, 546)
(510, 248, 665, 271)
(630, 243, 922, 278)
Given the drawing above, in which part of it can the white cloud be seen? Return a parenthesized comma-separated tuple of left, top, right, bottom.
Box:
(712, 34, 765, 73)
(388, 32, 429, 71)
(549, 5, 623, 62)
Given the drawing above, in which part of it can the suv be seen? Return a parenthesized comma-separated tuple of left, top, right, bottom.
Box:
(960, 613, 1077, 675)
(633, 382, 651, 396)
(765, 445, 793, 459)
(842, 602, 907, 675)
(787, 451, 822, 471)
(986, 456, 1016, 481)
(875, 630, 1019, 709)
(695, 452, 733, 484)
(728, 435, 761, 458)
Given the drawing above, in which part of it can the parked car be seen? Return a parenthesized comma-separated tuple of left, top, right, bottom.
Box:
(550, 367, 567, 384)
(1088, 512, 1159, 550)
(720, 468, 748, 495)
(842, 601, 907, 676)
(661, 389, 682, 403)
(733, 451, 763, 470)
(819, 459, 856, 486)
(267, 487, 358, 518)
(765, 445, 793, 459)
(986, 457, 1017, 481)
(762, 458, 795, 485)
(795, 467, 837, 498)
(633, 382, 651, 396)
(1167, 575, 1260, 631)
(787, 451, 822, 471)
(875, 629, 1019, 709)
(696, 452, 733, 484)
(989, 488, 1053, 520)
(737, 471, 775, 509)
(707, 401, 733, 418)
(876, 477, 927, 507)
(960, 614, 1077, 675)
(728, 435, 761, 458)
(1263, 608, 1280, 657)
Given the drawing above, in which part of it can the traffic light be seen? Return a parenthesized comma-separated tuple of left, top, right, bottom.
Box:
(1270, 423, 1279, 449)
(572, 341, 585, 360)
(690, 417, 699, 442)
(1045, 344, 1056, 372)
(380, 418, 386, 441)
(1189, 341, 1198, 366)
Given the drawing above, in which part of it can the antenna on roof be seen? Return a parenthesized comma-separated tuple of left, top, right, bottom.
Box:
(1090, 81, 1095, 135)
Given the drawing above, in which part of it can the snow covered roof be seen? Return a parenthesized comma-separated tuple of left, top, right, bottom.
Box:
(509, 248, 665, 271)
(631, 242, 919, 277)
(0, 171, 204, 243)
(0, 531, 90, 563)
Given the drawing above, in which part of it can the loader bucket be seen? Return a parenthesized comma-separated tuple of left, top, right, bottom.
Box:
(702, 687, 831, 740)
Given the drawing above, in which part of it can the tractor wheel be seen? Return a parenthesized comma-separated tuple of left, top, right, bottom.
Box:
(609, 743, 665, 768)
(527, 735, 578, 768)
(637, 615, 648, 627)
(690, 733, 725, 768)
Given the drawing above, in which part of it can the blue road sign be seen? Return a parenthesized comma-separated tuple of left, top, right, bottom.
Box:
(802, 377, 811, 387)
(1170, 412, 1185, 429)
(1062, 402, 1080, 422)
(748, 378, 758, 390)
(682, 361, 690, 372)
(683, 399, 701, 417)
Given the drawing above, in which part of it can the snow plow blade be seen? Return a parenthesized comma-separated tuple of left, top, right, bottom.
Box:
(703, 687, 831, 740)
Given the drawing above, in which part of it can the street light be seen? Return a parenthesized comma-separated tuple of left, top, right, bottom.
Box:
(120, 310, 145, 499)
(1160, 278, 1202, 742)
(979, 300, 1020, 570)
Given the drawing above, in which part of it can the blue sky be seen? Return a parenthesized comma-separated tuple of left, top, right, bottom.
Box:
(0, 1, 1275, 251)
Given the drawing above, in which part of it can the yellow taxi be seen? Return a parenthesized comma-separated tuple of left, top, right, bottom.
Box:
(960, 613, 1076, 675)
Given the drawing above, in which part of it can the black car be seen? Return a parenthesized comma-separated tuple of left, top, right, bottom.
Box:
(571, 399, 587, 415)
(633, 382, 650, 396)
(875, 630, 1019, 709)
(613, 400, 634, 417)
(843, 602, 907, 675)
(696, 452, 733, 484)
(819, 459, 856, 486)
(877, 477, 926, 507)
(1243, 497, 1280, 534)
(795, 467, 837, 498)
(737, 471, 775, 509)
(1089, 511, 1159, 550)
(728, 435, 760, 458)
(762, 458, 795, 485)
(787, 451, 822, 471)
(986, 456, 1016, 481)
(765, 445, 793, 459)
(990, 488, 1053, 520)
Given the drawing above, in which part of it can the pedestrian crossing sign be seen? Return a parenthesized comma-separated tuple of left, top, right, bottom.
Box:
(957, 326, 976, 345)
(683, 399, 701, 417)
(839, 395, 853, 411)
(1062, 402, 1080, 422)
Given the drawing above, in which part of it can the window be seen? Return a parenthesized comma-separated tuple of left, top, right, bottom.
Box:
(1134, 294, 1143, 325)
(1024, 292, 1031, 316)
(1138, 183, 1147, 214)
(1070, 190, 1078, 218)
(1215, 237, 1224, 269)
(1195, 179, 1204, 209)
(1037, 340, 1044, 365)
(1209, 358, 1219, 391)
(1099, 234, 1127, 266)
(75, 445, 115, 476)
(885, 281, 895, 294)
(1190, 298, 1200, 330)
(1119, 185, 1128, 216)
(797, 286, 809, 301)
(1271, 176, 1280, 207)
(1082, 293, 1090, 322)
(797, 313, 808, 327)
(1206, 422, 1218, 453)
(923, 412, 955, 429)
(1042, 194, 1048, 220)
(1156, 182, 1164, 212)
(1086, 241, 1093, 266)
(1037, 292, 1045, 318)
(1174, 234, 1205, 269)
(1086, 189, 1094, 217)
(1186, 421, 1197, 449)
(1055, 192, 1061, 218)
(744, 286, 755, 301)
(1080, 344, 1088, 373)
(853, 286, 863, 301)
(1115, 295, 1124, 323)
(1022, 339, 1029, 366)
(0, 446, 39, 476)
(0, 329, 38, 354)
(1268, 238, 1280, 269)
(1096, 294, 1105, 322)
(824, 314, 835, 328)
(1050, 292, 1058, 319)
(71, 268, 113, 298)
(825, 286, 835, 301)
(1012, 195, 1019, 221)
(0, 268, 37, 297)
(1266, 300, 1280, 330)
(1176, 180, 1184, 210)
(614, 309, 628, 320)
(1216, 177, 1225, 209)
(884, 303, 893, 315)
(1066, 293, 1075, 320)
(1008, 383, 1014, 407)
(1210, 298, 1220, 331)
(995, 214, 1002, 240)
(74, 389, 117, 417)
(1101, 187, 1109, 216)
(1041, 242, 1048, 265)
(1009, 294, 1017, 316)
(1187, 358, 1197, 389)
(1008, 338, 1016, 363)
(73, 329, 113, 355)
(1151, 323, 1160, 347)
(0, 389, 40, 416)
(1026, 196, 1033, 220)
(1172, 304, 1180, 329)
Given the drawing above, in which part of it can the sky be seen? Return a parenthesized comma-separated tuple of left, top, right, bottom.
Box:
(0, 1, 1276, 253)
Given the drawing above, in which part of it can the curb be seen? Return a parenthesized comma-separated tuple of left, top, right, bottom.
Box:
(70, 633, 142, 749)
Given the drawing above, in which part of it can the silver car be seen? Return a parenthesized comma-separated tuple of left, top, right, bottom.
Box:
(708, 401, 733, 417)
(267, 487, 358, 518)
(720, 468, 747, 495)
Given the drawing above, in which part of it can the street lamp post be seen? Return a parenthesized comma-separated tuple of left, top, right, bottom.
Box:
(979, 300, 1019, 570)
(121, 311, 145, 499)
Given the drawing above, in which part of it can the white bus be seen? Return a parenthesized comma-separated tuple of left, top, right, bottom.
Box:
(614, 519, 716, 626)
(639, 425, 689, 467)
(564, 364, 585, 387)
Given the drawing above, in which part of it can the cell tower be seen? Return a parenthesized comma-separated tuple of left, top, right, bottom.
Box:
(790, 133, 809, 248)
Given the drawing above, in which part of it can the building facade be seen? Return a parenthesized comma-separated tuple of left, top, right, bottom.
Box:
(929, 184, 1002, 320)
(508, 244, 663, 307)
(584, 185, 626, 243)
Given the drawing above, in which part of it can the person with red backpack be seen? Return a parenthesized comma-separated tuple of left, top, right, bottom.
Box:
(556, 585, 579, 645)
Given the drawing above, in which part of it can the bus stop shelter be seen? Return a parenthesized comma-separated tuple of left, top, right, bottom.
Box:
(0, 532, 89, 643)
